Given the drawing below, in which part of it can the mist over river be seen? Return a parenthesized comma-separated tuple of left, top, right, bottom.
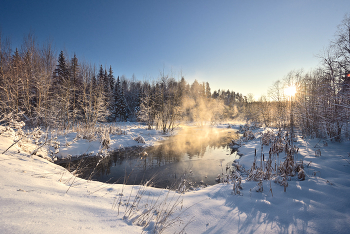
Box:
(57, 127, 240, 189)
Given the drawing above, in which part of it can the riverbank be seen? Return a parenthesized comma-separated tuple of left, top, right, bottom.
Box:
(1, 123, 350, 233)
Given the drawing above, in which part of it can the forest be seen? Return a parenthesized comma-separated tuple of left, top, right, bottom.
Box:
(0, 15, 349, 141)
(0, 34, 247, 132)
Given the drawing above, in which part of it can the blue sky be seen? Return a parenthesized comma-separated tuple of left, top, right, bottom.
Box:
(1, 0, 350, 98)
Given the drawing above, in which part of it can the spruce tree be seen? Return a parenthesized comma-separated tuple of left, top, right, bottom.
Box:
(70, 53, 80, 123)
(97, 65, 105, 93)
(105, 67, 115, 121)
(114, 76, 122, 121)
(103, 68, 110, 94)
(120, 85, 128, 121)
(53, 51, 69, 92)
(108, 66, 115, 92)
(53, 51, 70, 128)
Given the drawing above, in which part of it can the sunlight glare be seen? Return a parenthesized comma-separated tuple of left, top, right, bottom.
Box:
(284, 86, 296, 97)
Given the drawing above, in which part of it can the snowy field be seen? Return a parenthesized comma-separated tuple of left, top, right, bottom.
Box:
(1, 123, 350, 233)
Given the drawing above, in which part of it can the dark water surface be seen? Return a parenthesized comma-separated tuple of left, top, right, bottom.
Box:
(57, 127, 240, 189)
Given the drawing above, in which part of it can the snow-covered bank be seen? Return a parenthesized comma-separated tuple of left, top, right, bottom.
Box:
(1, 124, 350, 233)
(0, 122, 178, 233)
(54, 123, 167, 159)
(0, 153, 142, 233)
(0, 122, 168, 160)
(174, 128, 350, 233)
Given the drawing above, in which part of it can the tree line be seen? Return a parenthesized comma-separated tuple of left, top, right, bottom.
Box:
(4, 15, 347, 139)
(0, 33, 247, 131)
(245, 15, 350, 141)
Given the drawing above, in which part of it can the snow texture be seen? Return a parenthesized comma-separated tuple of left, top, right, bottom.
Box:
(1, 123, 350, 233)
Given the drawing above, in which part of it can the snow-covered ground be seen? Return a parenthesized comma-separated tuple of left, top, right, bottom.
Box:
(1, 123, 350, 233)
(50, 122, 168, 159)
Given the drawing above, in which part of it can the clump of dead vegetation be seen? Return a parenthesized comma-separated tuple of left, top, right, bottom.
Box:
(228, 126, 306, 196)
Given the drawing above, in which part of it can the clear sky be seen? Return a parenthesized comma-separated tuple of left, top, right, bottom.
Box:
(1, 0, 350, 98)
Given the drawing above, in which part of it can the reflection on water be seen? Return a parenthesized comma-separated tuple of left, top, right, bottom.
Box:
(57, 127, 240, 189)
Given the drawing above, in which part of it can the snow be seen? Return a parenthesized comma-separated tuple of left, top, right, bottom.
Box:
(54, 123, 167, 159)
(1, 123, 350, 233)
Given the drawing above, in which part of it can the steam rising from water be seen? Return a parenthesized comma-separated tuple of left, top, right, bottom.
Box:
(58, 126, 240, 188)
(159, 126, 236, 156)
(110, 126, 239, 187)
(180, 96, 225, 124)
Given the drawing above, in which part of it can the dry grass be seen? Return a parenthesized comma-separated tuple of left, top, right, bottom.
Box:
(230, 127, 306, 195)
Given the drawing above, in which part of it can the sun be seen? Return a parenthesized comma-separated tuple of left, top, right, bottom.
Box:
(284, 86, 296, 97)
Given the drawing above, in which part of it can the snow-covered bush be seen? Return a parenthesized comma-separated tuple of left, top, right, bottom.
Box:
(243, 130, 255, 141)
(232, 171, 243, 195)
(177, 179, 188, 194)
(100, 128, 111, 150)
(74, 123, 123, 142)
(0, 126, 16, 138)
(298, 169, 305, 181)
(134, 135, 146, 144)
(247, 168, 265, 181)
(256, 181, 263, 192)
(315, 149, 321, 157)
(238, 124, 250, 133)
(261, 130, 275, 145)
